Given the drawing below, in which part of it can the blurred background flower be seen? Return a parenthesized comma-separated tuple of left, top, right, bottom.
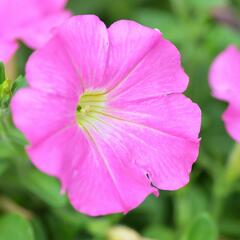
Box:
(209, 45, 240, 143)
(0, 0, 70, 63)
(0, 0, 240, 239)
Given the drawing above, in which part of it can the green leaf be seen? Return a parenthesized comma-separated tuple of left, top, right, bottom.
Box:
(174, 187, 208, 229)
(144, 225, 175, 240)
(225, 143, 240, 184)
(0, 62, 6, 84)
(0, 158, 9, 176)
(0, 213, 34, 240)
(133, 9, 185, 44)
(206, 26, 240, 55)
(184, 213, 218, 240)
(11, 75, 27, 94)
(45, 213, 80, 240)
(0, 79, 12, 108)
(31, 218, 47, 240)
(22, 169, 67, 208)
(52, 207, 90, 229)
(187, 0, 229, 10)
(220, 218, 240, 237)
(87, 218, 112, 238)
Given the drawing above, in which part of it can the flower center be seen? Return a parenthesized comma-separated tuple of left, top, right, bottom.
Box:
(76, 91, 106, 127)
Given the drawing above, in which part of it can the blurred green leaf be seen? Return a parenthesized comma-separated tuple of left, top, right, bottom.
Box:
(87, 218, 112, 238)
(46, 213, 88, 240)
(187, 0, 229, 9)
(0, 62, 6, 84)
(175, 187, 208, 230)
(183, 213, 218, 240)
(225, 143, 240, 184)
(144, 225, 175, 240)
(67, 0, 108, 15)
(220, 218, 240, 237)
(206, 26, 240, 55)
(133, 9, 185, 43)
(86, 216, 121, 239)
(0, 158, 9, 176)
(0, 79, 12, 108)
(11, 75, 27, 94)
(31, 218, 47, 240)
(52, 207, 90, 229)
(0, 213, 34, 240)
(106, 0, 144, 20)
(22, 169, 67, 208)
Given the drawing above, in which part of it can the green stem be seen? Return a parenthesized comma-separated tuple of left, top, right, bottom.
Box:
(211, 159, 226, 222)
(0, 195, 34, 220)
(211, 143, 240, 221)
(0, 108, 29, 177)
(212, 189, 225, 222)
(225, 143, 240, 184)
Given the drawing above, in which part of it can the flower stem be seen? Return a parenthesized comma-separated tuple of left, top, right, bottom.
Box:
(0, 195, 33, 220)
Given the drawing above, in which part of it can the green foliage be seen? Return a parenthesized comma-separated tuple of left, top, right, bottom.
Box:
(22, 169, 67, 208)
(225, 144, 240, 184)
(0, 214, 34, 240)
(0, 62, 6, 84)
(184, 213, 218, 240)
(144, 225, 175, 240)
(174, 187, 208, 230)
(0, 158, 9, 176)
(0, 63, 11, 108)
(0, 65, 27, 108)
(133, 9, 184, 43)
(186, 0, 229, 9)
(11, 75, 27, 94)
(1, 0, 240, 240)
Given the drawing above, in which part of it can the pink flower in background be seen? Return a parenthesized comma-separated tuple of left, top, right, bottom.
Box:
(209, 45, 240, 143)
(0, 0, 70, 62)
(11, 15, 201, 216)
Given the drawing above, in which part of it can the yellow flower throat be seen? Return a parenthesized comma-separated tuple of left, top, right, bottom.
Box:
(76, 91, 106, 127)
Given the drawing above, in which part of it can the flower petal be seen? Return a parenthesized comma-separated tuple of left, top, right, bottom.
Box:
(17, 11, 71, 49)
(36, 0, 68, 13)
(223, 105, 240, 143)
(101, 20, 188, 98)
(107, 94, 201, 140)
(68, 129, 155, 216)
(0, 0, 43, 35)
(88, 117, 199, 190)
(26, 15, 109, 95)
(0, 41, 18, 62)
(0, 0, 70, 58)
(54, 15, 109, 90)
(100, 20, 159, 89)
(27, 125, 83, 177)
(27, 123, 155, 216)
(209, 45, 240, 105)
(11, 88, 76, 145)
(0, 0, 68, 34)
(26, 33, 83, 98)
(85, 114, 199, 192)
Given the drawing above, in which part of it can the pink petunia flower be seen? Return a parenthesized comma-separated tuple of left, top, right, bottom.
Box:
(0, 0, 70, 62)
(11, 15, 201, 216)
(209, 45, 240, 143)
